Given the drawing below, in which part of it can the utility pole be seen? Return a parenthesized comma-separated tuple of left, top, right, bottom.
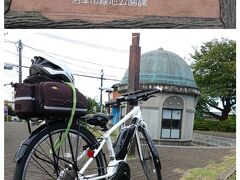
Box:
(18, 40, 23, 83)
(100, 69, 104, 112)
(127, 33, 141, 155)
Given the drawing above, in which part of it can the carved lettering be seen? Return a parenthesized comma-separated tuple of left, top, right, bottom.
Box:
(112, 0, 118, 5)
(72, 0, 147, 6)
(128, 0, 137, 6)
(119, 0, 127, 6)
(138, 0, 147, 6)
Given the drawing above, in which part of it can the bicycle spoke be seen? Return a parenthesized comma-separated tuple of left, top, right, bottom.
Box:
(31, 147, 81, 179)
(14, 123, 107, 179)
(33, 149, 54, 167)
(29, 156, 57, 179)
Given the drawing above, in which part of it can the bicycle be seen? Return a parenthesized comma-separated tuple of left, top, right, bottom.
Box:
(13, 88, 162, 180)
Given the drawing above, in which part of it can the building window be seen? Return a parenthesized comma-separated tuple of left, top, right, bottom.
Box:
(161, 109, 182, 139)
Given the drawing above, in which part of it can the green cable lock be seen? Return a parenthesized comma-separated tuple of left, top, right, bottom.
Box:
(50, 82, 77, 154)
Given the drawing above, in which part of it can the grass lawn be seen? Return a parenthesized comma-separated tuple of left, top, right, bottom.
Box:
(181, 149, 236, 180)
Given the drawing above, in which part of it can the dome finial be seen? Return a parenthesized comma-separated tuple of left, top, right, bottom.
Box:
(158, 47, 164, 50)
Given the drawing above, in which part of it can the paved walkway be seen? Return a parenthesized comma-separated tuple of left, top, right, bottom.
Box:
(192, 132, 236, 147)
(4, 122, 235, 180)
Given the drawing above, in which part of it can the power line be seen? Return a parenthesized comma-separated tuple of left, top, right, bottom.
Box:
(37, 33, 128, 54)
(4, 39, 19, 52)
(73, 73, 120, 81)
(4, 62, 121, 82)
(4, 39, 18, 44)
(5, 40, 127, 73)
(4, 59, 121, 79)
(4, 50, 123, 78)
(71, 69, 118, 79)
(22, 43, 127, 70)
(5, 39, 127, 70)
(4, 50, 32, 60)
(4, 40, 125, 81)
(25, 48, 105, 73)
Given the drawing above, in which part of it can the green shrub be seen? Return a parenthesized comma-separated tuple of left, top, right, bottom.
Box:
(194, 117, 236, 132)
(228, 116, 236, 132)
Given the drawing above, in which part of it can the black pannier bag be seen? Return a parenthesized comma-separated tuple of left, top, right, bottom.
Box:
(14, 81, 87, 119)
(37, 81, 87, 117)
(23, 74, 55, 84)
(14, 83, 37, 119)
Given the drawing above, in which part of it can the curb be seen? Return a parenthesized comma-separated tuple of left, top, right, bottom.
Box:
(219, 166, 236, 180)
(191, 140, 217, 147)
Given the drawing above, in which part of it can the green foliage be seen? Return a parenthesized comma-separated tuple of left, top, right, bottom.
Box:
(194, 116, 236, 132)
(7, 105, 16, 116)
(86, 96, 100, 114)
(191, 39, 236, 120)
(194, 107, 205, 121)
(4, 115, 11, 122)
(228, 116, 236, 132)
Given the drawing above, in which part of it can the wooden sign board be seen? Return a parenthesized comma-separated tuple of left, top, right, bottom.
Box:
(11, 0, 219, 23)
(5, 0, 236, 28)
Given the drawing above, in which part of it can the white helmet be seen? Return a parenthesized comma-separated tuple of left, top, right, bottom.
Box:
(30, 56, 75, 84)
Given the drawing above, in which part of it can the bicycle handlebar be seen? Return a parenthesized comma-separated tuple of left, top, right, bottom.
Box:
(105, 89, 161, 107)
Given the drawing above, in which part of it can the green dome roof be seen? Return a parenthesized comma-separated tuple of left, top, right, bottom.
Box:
(121, 49, 197, 88)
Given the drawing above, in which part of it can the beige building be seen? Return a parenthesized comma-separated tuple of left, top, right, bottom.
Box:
(118, 48, 200, 145)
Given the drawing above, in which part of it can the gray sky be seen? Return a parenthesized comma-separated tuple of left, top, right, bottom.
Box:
(3, 29, 236, 103)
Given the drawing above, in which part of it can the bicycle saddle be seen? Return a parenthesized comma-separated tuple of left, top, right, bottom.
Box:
(84, 113, 113, 129)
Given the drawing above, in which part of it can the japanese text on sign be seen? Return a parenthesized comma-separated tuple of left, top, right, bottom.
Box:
(72, 0, 148, 7)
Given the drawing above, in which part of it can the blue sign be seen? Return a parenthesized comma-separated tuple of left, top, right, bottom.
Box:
(4, 105, 8, 115)
(112, 106, 120, 125)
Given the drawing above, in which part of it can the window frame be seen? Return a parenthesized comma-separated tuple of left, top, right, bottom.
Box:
(161, 108, 182, 139)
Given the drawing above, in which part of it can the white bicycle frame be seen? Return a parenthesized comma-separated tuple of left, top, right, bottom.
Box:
(77, 106, 148, 180)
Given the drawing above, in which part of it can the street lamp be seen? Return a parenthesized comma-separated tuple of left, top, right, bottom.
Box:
(4, 64, 13, 70)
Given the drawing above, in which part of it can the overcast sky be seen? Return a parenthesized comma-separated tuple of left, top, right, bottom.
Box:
(3, 29, 237, 103)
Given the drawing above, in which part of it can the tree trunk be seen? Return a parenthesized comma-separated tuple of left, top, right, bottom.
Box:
(206, 96, 232, 121)
(218, 111, 229, 121)
(219, 0, 236, 28)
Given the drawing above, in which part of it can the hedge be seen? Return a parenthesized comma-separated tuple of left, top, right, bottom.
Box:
(194, 116, 236, 132)
(4, 115, 11, 122)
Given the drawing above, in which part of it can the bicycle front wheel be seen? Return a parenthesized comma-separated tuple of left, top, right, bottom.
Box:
(136, 126, 162, 180)
(14, 121, 107, 180)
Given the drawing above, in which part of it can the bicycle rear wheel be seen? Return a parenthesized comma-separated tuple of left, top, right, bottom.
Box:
(14, 121, 107, 180)
(136, 126, 162, 180)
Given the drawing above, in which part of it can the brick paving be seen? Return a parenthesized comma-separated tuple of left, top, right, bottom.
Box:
(4, 122, 235, 180)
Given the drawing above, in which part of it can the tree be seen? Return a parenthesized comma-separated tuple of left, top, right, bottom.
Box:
(86, 97, 100, 114)
(7, 104, 16, 116)
(191, 39, 236, 120)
